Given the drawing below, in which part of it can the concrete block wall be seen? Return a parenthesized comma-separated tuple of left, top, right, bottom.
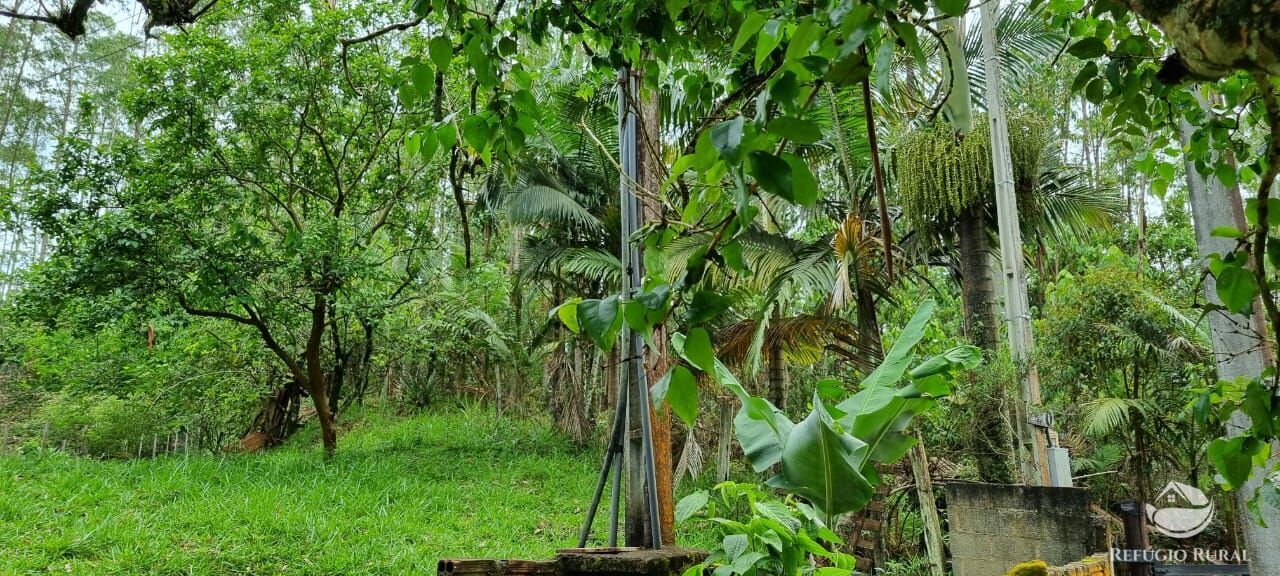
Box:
(945, 483, 1098, 576)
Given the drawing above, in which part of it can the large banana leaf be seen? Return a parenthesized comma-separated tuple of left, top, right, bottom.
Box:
(766, 394, 874, 522)
(731, 299, 982, 524)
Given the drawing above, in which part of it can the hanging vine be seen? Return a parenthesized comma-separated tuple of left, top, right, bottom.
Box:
(894, 112, 1051, 231)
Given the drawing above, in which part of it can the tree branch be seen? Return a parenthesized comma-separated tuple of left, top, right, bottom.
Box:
(339, 17, 424, 48)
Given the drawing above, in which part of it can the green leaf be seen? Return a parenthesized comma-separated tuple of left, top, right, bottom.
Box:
(908, 344, 981, 380)
(1067, 37, 1107, 59)
(683, 327, 715, 372)
(733, 12, 767, 52)
(771, 393, 874, 520)
(675, 491, 710, 523)
(783, 153, 817, 206)
(766, 117, 822, 144)
(405, 132, 422, 157)
(462, 115, 491, 151)
(755, 20, 782, 70)
(411, 63, 435, 97)
(1242, 379, 1277, 437)
(1071, 62, 1098, 92)
(934, 0, 968, 16)
(1209, 436, 1253, 489)
(844, 299, 935, 398)
(397, 83, 416, 107)
(429, 36, 453, 70)
(1216, 164, 1238, 188)
(418, 130, 440, 164)
(1210, 226, 1243, 239)
(623, 300, 654, 347)
(749, 151, 793, 201)
(553, 300, 581, 333)
(892, 21, 927, 74)
(1216, 265, 1259, 315)
(1085, 78, 1105, 104)
(579, 296, 623, 352)
(653, 365, 698, 426)
(688, 291, 732, 324)
(735, 397, 794, 472)
(785, 20, 822, 61)
(731, 552, 768, 574)
(711, 117, 746, 162)
(723, 534, 749, 560)
(873, 38, 894, 94)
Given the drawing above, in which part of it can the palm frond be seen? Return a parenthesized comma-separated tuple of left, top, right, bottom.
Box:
(964, 2, 1066, 102)
(718, 314, 881, 372)
(559, 247, 622, 285)
(506, 184, 605, 231)
(1018, 163, 1124, 244)
(1082, 396, 1152, 438)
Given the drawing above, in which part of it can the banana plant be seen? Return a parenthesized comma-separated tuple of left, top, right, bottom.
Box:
(558, 292, 976, 526)
(713, 300, 979, 527)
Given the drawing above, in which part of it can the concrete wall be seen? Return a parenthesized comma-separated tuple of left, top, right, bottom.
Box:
(945, 483, 1100, 576)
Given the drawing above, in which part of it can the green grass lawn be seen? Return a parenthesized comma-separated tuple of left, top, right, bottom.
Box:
(0, 408, 712, 575)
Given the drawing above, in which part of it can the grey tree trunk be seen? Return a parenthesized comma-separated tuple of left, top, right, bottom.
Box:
(1180, 112, 1280, 576)
(957, 206, 998, 351)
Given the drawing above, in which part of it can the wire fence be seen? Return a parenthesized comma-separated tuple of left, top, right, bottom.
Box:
(0, 421, 206, 460)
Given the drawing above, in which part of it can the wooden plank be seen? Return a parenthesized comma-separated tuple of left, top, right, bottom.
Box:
(438, 559, 558, 576)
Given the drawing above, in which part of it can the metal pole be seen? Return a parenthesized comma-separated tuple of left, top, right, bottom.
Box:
(979, 0, 1051, 486)
(608, 449, 622, 547)
(578, 385, 629, 547)
(618, 67, 662, 549)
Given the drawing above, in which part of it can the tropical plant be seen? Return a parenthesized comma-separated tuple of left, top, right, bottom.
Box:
(676, 481, 857, 576)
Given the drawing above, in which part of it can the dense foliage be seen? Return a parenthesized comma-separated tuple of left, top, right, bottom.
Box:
(3, 0, 1280, 571)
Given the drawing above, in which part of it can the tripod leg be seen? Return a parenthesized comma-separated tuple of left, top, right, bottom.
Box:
(578, 381, 630, 547)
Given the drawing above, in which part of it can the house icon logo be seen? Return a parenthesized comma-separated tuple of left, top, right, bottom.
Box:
(1145, 481, 1214, 538)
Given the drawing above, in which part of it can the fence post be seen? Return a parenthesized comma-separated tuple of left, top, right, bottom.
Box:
(137, 437, 144, 459)
(152, 435, 157, 458)
(41, 422, 49, 456)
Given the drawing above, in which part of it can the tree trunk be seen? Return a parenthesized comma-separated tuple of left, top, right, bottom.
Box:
(0, 18, 33, 149)
(1180, 110, 1280, 576)
(449, 148, 472, 268)
(957, 206, 998, 351)
(244, 380, 304, 450)
(1123, 0, 1280, 80)
(305, 292, 338, 456)
(716, 397, 732, 482)
(636, 71, 675, 547)
(766, 313, 787, 411)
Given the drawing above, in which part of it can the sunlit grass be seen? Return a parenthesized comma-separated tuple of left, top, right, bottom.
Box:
(0, 407, 712, 575)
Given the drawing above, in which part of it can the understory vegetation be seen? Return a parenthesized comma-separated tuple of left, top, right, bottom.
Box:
(0, 409, 714, 575)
